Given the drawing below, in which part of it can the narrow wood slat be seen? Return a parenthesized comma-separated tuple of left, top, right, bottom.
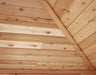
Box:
(0, 60, 87, 70)
(0, 59, 88, 70)
(0, 61, 86, 67)
(0, 74, 14, 75)
(0, 23, 64, 37)
(0, 40, 42, 49)
(42, 43, 74, 50)
(0, 47, 78, 57)
(18, 74, 80, 75)
(0, 69, 95, 74)
(0, 32, 70, 44)
(0, 40, 74, 50)
(0, 64, 88, 70)
(0, 55, 83, 62)
(0, 0, 42, 8)
(0, 73, 79, 75)
(0, 14, 55, 24)
(0, 4, 50, 19)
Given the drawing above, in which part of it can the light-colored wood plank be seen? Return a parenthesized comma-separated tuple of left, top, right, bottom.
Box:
(0, 40, 74, 50)
(0, 3, 50, 19)
(0, 47, 78, 57)
(0, 0, 43, 8)
(61, 0, 93, 27)
(0, 61, 85, 67)
(0, 14, 55, 25)
(0, 55, 84, 63)
(18, 74, 80, 75)
(0, 69, 95, 74)
(0, 74, 14, 75)
(42, 43, 74, 50)
(0, 32, 70, 44)
(40, 0, 95, 70)
(0, 40, 42, 49)
(0, 64, 87, 70)
(0, 23, 64, 37)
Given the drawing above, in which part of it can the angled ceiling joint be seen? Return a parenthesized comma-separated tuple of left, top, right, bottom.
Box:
(40, 0, 96, 71)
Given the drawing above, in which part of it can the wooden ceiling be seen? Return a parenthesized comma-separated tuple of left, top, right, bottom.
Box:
(0, 0, 96, 75)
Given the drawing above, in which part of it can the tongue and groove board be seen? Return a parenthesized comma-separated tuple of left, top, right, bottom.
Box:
(0, 0, 96, 74)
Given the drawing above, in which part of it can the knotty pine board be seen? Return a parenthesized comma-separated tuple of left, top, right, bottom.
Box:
(0, 32, 70, 44)
(0, 47, 78, 57)
(0, 15, 55, 24)
(0, 3, 50, 19)
(0, 0, 42, 8)
(0, 64, 88, 70)
(0, 23, 64, 37)
(0, 55, 84, 63)
(0, 40, 74, 50)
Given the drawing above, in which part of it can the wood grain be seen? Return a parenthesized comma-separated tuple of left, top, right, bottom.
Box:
(0, 47, 78, 56)
(0, 32, 69, 44)
(0, 23, 64, 37)
(40, 0, 95, 70)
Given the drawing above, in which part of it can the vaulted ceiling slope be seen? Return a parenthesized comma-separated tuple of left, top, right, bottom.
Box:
(0, 0, 96, 75)
(47, 0, 96, 72)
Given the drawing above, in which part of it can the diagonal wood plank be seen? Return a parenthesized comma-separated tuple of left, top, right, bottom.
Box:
(40, 0, 96, 71)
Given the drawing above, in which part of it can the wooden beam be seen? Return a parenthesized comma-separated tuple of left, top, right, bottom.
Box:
(0, 69, 96, 74)
(40, 0, 96, 71)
